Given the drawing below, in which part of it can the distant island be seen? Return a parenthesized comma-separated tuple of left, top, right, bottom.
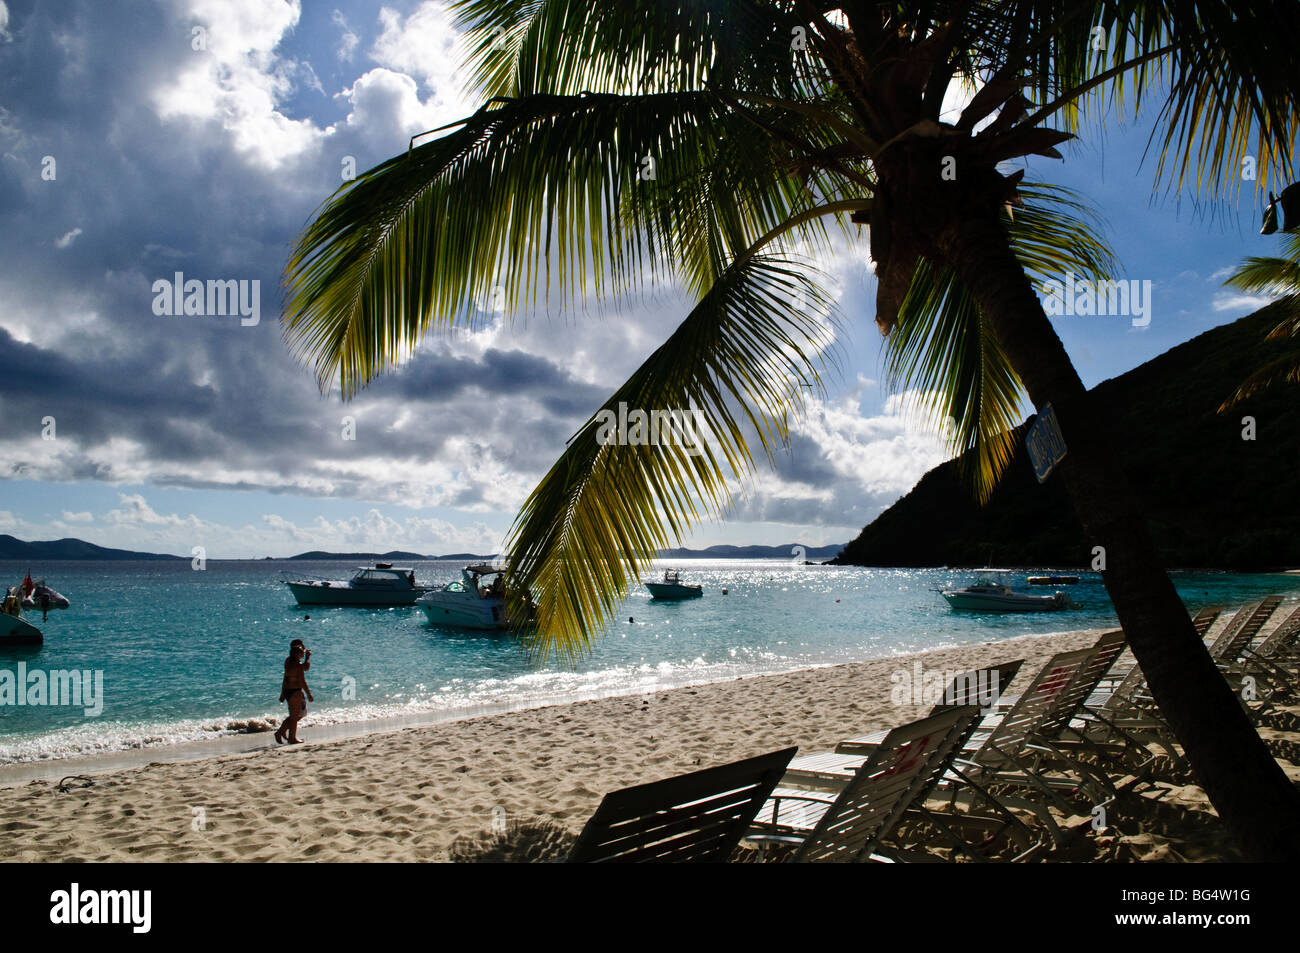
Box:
(273, 543, 846, 561)
(0, 536, 845, 562)
(832, 306, 1300, 571)
(0, 535, 185, 561)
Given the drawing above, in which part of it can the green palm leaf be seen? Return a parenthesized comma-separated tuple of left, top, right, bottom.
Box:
(504, 252, 835, 661)
(1220, 232, 1300, 410)
(886, 184, 1117, 502)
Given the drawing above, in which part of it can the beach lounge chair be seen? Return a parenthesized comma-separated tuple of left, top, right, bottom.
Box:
(1222, 602, 1300, 701)
(1208, 596, 1282, 664)
(1244, 603, 1300, 663)
(1191, 606, 1222, 637)
(566, 747, 796, 862)
(745, 706, 983, 862)
(785, 635, 1129, 847)
(1079, 602, 1294, 762)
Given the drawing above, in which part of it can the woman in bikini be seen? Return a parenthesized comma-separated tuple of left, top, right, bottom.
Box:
(274, 639, 313, 744)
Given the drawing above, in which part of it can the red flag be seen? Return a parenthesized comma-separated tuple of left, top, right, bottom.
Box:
(22, 572, 33, 597)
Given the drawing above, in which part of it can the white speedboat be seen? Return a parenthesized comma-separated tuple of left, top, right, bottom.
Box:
(941, 570, 1072, 613)
(418, 565, 533, 630)
(1, 587, 43, 645)
(285, 564, 427, 606)
(645, 569, 703, 601)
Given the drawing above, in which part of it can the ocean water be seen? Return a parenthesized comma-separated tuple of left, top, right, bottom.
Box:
(1, 558, 1296, 765)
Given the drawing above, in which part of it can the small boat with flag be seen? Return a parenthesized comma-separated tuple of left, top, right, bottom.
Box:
(2, 585, 43, 645)
(645, 570, 703, 601)
(940, 570, 1072, 613)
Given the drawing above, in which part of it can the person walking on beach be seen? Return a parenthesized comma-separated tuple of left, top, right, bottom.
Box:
(274, 639, 313, 744)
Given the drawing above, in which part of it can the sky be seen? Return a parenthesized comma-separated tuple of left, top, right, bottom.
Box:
(0, 0, 1284, 558)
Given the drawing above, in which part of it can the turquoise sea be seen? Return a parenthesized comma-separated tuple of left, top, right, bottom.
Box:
(1, 558, 1297, 764)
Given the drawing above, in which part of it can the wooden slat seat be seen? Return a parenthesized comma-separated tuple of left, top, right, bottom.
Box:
(566, 747, 796, 862)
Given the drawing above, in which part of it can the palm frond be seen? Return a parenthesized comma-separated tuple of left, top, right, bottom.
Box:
(283, 91, 744, 396)
(504, 253, 835, 661)
(884, 183, 1116, 503)
(1223, 230, 1300, 339)
(451, 0, 807, 99)
(888, 258, 1024, 504)
(1219, 350, 1300, 410)
(1064, 1, 1300, 199)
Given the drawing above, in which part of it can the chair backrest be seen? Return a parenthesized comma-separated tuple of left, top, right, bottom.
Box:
(791, 706, 980, 863)
(1207, 604, 1253, 659)
(1240, 596, 1283, 647)
(974, 646, 1095, 770)
(936, 659, 1024, 711)
(1038, 630, 1127, 737)
(566, 747, 797, 862)
(1210, 598, 1281, 662)
(1191, 606, 1222, 636)
(1252, 603, 1300, 658)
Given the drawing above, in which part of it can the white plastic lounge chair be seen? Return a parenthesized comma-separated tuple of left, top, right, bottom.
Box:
(746, 706, 983, 862)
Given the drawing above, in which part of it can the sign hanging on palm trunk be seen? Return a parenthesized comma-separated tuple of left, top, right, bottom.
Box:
(1026, 403, 1068, 483)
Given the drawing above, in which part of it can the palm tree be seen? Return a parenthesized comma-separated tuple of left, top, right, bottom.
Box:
(282, 2, 1300, 859)
(1220, 230, 1300, 408)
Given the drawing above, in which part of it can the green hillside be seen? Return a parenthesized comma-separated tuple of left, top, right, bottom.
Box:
(832, 305, 1300, 570)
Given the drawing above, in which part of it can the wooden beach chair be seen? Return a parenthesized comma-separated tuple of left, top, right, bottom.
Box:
(1080, 602, 1295, 760)
(1208, 596, 1282, 664)
(566, 747, 796, 862)
(745, 706, 983, 862)
(1244, 603, 1300, 663)
(1222, 601, 1300, 701)
(1191, 606, 1222, 637)
(785, 636, 1128, 847)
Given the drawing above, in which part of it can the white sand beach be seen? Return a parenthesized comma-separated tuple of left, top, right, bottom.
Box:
(0, 623, 1295, 862)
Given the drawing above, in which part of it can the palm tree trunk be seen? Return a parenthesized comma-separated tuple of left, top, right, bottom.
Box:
(938, 213, 1300, 861)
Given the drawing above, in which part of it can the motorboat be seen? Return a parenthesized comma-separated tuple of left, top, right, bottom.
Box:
(20, 575, 70, 618)
(285, 564, 427, 606)
(645, 569, 703, 601)
(418, 565, 533, 630)
(1, 586, 43, 645)
(1026, 575, 1080, 586)
(940, 570, 1072, 613)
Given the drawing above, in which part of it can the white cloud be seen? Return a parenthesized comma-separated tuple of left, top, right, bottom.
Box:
(793, 389, 950, 496)
(60, 510, 93, 523)
(370, 3, 472, 119)
(332, 9, 359, 61)
(105, 492, 203, 530)
(1213, 291, 1276, 314)
(0, 2, 10, 42)
(153, 0, 325, 170)
(337, 68, 444, 137)
(54, 227, 82, 249)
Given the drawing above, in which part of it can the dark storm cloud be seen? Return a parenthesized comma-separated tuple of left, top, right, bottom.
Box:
(0, 0, 612, 501)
